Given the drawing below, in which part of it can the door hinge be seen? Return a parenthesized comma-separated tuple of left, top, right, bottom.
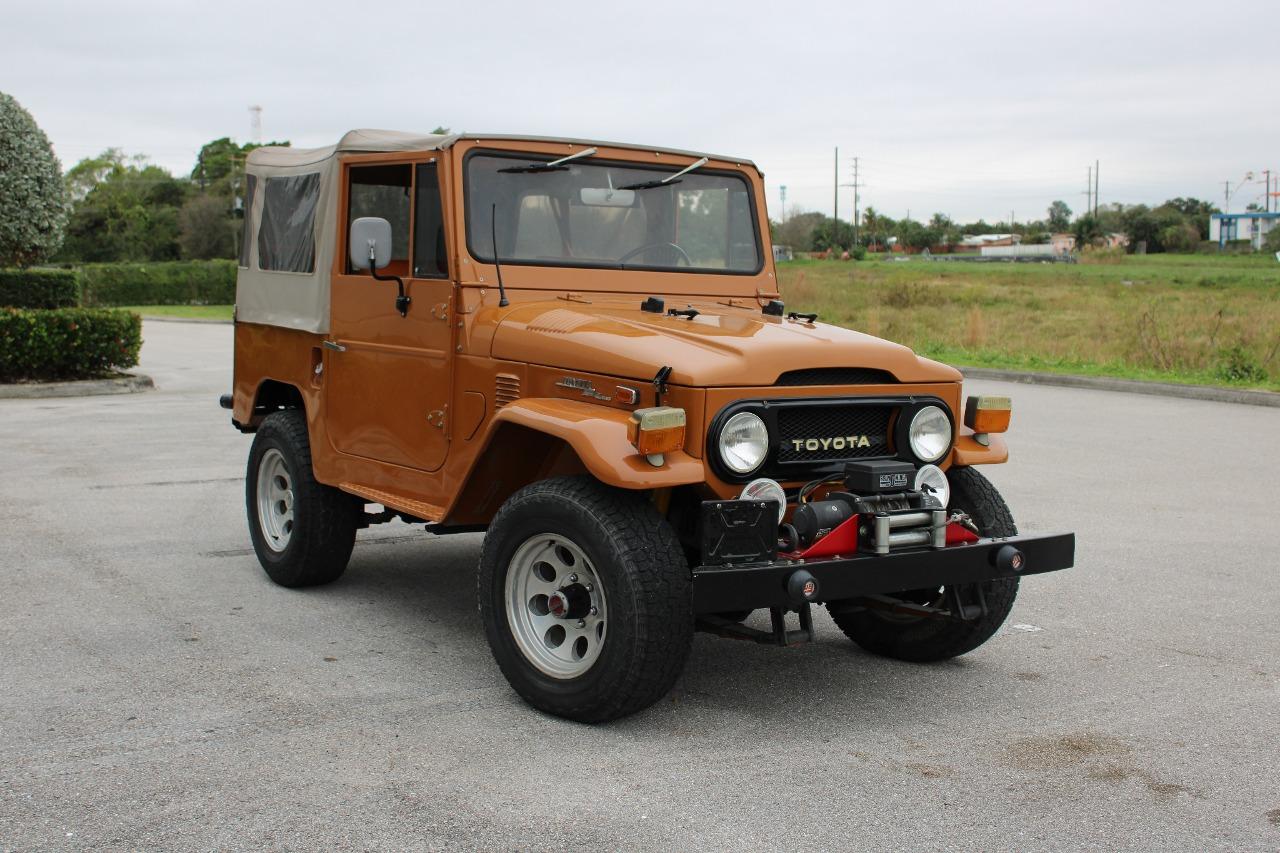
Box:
(322, 340, 346, 352)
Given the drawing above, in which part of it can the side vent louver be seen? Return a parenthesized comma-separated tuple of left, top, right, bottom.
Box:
(495, 373, 521, 408)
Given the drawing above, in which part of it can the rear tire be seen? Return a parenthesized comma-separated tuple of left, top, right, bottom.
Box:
(246, 409, 358, 588)
(478, 476, 693, 723)
(827, 466, 1019, 662)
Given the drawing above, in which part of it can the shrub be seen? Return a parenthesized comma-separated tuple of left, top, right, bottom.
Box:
(0, 92, 69, 267)
(1215, 345, 1266, 384)
(0, 267, 78, 308)
(79, 259, 235, 305)
(1264, 226, 1280, 254)
(850, 244, 867, 261)
(0, 307, 142, 382)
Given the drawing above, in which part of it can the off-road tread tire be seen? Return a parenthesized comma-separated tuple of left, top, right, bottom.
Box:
(828, 466, 1019, 662)
(478, 476, 693, 723)
(246, 410, 357, 588)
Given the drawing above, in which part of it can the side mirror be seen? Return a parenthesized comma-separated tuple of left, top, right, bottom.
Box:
(349, 217, 393, 271)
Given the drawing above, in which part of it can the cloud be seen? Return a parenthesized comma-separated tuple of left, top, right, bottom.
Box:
(5, 0, 1278, 221)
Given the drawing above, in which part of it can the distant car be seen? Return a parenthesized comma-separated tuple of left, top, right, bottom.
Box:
(221, 129, 1075, 722)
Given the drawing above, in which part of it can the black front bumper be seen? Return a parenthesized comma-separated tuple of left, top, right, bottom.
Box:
(691, 532, 1075, 615)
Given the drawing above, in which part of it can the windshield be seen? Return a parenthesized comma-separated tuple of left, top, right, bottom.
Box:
(465, 152, 762, 274)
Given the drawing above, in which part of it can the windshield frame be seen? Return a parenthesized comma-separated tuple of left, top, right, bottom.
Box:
(462, 148, 765, 277)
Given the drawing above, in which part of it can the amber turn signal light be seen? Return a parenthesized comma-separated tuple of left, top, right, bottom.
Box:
(628, 406, 686, 456)
(963, 395, 1012, 434)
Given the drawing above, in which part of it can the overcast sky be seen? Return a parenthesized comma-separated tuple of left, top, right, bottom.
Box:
(5, 0, 1278, 224)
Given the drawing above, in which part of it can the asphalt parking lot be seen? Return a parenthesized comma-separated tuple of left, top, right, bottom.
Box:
(2, 320, 1278, 850)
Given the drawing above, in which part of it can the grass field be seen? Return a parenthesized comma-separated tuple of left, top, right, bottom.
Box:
(122, 304, 233, 321)
(778, 253, 1280, 391)
(123, 254, 1279, 390)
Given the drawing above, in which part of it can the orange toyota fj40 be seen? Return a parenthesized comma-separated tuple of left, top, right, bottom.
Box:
(221, 130, 1074, 722)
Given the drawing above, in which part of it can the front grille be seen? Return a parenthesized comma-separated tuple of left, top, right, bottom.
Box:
(776, 404, 894, 463)
(776, 367, 897, 386)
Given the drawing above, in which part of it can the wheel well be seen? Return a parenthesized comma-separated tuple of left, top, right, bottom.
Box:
(246, 380, 305, 429)
(446, 423, 589, 525)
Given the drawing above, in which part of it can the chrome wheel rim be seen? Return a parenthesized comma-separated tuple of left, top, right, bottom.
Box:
(504, 533, 608, 679)
(256, 448, 294, 553)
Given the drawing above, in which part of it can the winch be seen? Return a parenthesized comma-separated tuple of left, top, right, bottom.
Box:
(782, 460, 965, 556)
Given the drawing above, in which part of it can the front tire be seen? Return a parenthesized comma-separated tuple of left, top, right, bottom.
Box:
(478, 476, 693, 723)
(246, 410, 358, 588)
(828, 466, 1019, 662)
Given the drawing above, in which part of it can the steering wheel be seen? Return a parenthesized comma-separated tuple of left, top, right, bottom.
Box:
(618, 242, 692, 266)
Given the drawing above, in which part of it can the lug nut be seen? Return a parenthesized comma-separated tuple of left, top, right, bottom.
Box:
(576, 619, 586, 628)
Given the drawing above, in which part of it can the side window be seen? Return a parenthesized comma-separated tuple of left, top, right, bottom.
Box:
(258, 173, 320, 273)
(413, 162, 449, 278)
(238, 174, 256, 268)
(347, 164, 411, 272)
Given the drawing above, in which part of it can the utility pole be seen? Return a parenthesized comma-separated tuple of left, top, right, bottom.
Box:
(1224, 180, 1232, 213)
(833, 147, 839, 232)
(780, 185, 787, 222)
(1265, 170, 1271, 213)
(1094, 159, 1100, 217)
(852, 157, 860, 246)
(1086, 166, 1093, 217)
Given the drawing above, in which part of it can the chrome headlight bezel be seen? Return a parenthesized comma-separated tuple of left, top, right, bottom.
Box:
(718, 411, 770, 475)
(907, 404, 953, 463)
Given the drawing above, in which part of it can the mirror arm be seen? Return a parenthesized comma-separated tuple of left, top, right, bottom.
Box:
(366, 246, 410, 317)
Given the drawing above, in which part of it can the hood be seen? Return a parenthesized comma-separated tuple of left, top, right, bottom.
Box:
(488, 299, 961, 387)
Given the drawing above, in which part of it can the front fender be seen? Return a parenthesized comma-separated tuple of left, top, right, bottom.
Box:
(489, 398, 705, 488)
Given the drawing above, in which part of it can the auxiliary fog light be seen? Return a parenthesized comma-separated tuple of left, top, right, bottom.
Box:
(739, 477, 787, 525)
(913, 464, 950, 508)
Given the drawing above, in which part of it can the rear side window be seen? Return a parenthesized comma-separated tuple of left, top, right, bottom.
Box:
(414, 162, 449, 278)
(258, 173, 320, 273)
(238, 174, 256, 268)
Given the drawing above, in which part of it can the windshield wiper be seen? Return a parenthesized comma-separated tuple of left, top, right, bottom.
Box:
(498, 147, 598, 174)
(620, 156, 709, 190)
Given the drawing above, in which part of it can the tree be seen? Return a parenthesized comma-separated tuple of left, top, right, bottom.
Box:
(191, 137, 288, 195)
(1047, 200, 1072, 231)
(58, 152, 188, 262)
(810, 217, 855, 252)
(897, 219, 941, 250)
(771, 210, 824, 252)
(1165, 197, 1218, 239)
(1073, 213, 1103, 248)
(1264, 225, 1280, 253)
(179, 195, 236, 259)
(0, 92, 69, 267)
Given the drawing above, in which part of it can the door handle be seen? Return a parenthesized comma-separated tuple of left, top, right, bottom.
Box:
(322, 340, 346, 353)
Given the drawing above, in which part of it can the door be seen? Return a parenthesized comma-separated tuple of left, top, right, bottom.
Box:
(324, 160, 454, 473)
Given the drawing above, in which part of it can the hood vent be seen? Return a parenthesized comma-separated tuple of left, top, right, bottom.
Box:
(776, 367, 897, 386)
(495, 373, 521, 408)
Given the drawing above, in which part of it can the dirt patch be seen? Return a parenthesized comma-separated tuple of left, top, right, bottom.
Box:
(1266, 808, 1280, 827)
(1013, 671, 1043, 682)
(1007, 732, 1130, 770)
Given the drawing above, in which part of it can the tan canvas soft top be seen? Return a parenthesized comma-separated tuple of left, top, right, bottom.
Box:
(237, 130, 755, 333)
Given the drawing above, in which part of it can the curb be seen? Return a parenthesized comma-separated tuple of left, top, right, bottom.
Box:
(959, 367, 1280, 408)
(0, 373, 156, 400)
(139, 315, 232, 325)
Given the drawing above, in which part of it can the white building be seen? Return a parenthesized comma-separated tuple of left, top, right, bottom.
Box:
(1210, 212, 1280, 250)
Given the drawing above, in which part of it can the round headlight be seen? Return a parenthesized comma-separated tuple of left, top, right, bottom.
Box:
(740, 477, 787, 525)
(913, 463, 949, 508)
(908, 405, 952, 463)
(719, 411, 769, 475)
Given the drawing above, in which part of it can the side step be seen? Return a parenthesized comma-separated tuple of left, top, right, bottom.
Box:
(339, 483, 446, 524)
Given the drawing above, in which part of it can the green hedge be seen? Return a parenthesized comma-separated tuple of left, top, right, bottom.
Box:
(0, 308, 142, 382)
(79, 260, 236, 306)
(0, 268, 79, 309)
